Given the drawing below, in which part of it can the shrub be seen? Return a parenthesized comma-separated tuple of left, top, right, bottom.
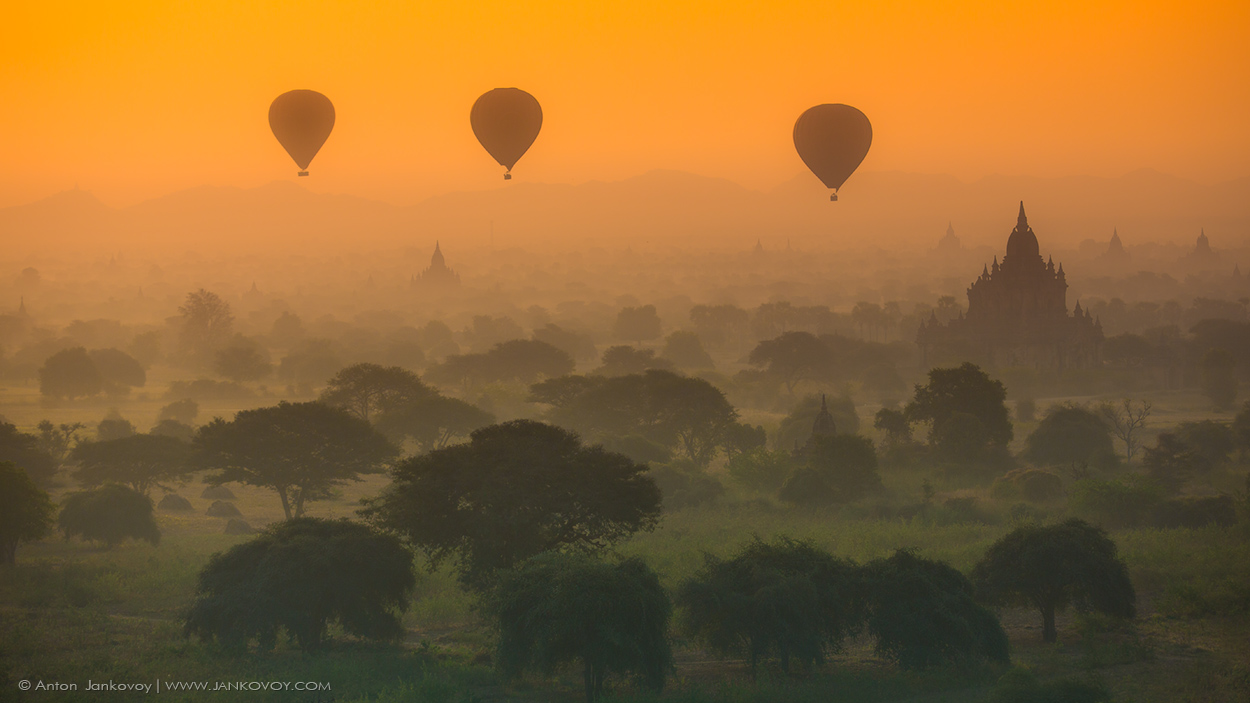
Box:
(491, 553, 672, 703)
(992, 468, 1064, 502)
(726, 448, 794, 493)
(1151, 496, 1238, 528)
(185, 518, 414, 651)
(677, 537, 864, 678)
(1068, 477, 1164, 529)
(862, 550, 1009, 669)
(779, 434, 881, 507)
(58, 484, 160, 548)
(648, 460, 724, 510)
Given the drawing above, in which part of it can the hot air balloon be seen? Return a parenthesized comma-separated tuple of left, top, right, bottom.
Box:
(470, 88, 542, 180)
(793, 104, 872, 201)
(269, 90, 335, 177)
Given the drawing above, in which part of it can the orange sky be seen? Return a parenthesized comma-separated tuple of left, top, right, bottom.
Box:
(2, 0, 1247, 208)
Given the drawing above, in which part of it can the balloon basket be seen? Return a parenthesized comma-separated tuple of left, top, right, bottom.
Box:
(504, 173, 512, 180)
(830, 193, 838, 202)
(298, 171, 310, 177)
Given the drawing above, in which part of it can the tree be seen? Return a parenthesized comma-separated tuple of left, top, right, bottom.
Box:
(660, 331, 714, 370)
(906, 362, 1012, 460)
(363, 420, 661, 588)
(319, 363, 434, 422)
(88, 348, 146, 394)
(0, 462, 55, 565)
(178, 289, 234, 357)
(71, 434, 192, 495)
(1023, 404, 1115, 475)
(1200, 347, 1238, 411)
(195, 402, 398, 520)
(0, 423, 58, 488)
(157, 398, 199, 425)
(648, 459, 724, 510)
(528, 375, 603, 408)
(677, 538, 865, 679)
(973, 519, 1136, 643)
(58, 484, 161, 548)
(374, 395, 495, 453)
(863, 550, 1009, 669)
(39, 347, 103, 399)
(185, 518, 413, 651)
(1175, 420, 1235, 467)
(96, 409, 136, 441)
(873, 408, 912, 445)
(150, 419, 195, 443)
(748, 331, 830, 395)
(532, 323, 598, 363)
(779, 435, 881, 506)
(1234, 401, 1250, 457)
(214, 344, 273, 383)
(775, 394, 860, 449)
(689, 304, 749, 351)
(1098, 399, 1151, 462)
(614, 305, 662, 345)
(726, 448, 795, 492)
(491, 553, 672, 703)
(425, 341, 575, 390)
(595, 346, 673, 376)
(1141, 433, 1208, 493)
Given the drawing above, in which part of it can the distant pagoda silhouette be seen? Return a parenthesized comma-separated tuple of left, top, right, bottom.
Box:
(935, 222, 963, 254)
(1098, 228, 1130, 266)
(793, 394, 837, 456)
(917, 202, 1102, 369)
(412, 241, 461, 288)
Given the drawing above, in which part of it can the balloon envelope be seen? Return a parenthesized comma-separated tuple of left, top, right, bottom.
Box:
(793, 104, 872, 194)
(470, 88, 543, 175)
(269, 90, 335, 172)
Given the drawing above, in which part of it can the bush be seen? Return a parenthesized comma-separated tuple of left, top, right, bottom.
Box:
(185, 518, 414, 651)
(1069, 477, 1164, 529)
(779, 434, 881, 507)
(1151, 495, 1238, 528)
(58, 484, 160, 548)
(677, 537, 864, 678)
(491, 552, 672, 703)
(726, 448, 795, 493)
(648, 460, 724, 510)
(862, 550, 1009, 669)
(992, 468, 1064, 502)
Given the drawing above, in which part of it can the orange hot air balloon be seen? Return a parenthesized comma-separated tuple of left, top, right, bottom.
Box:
(793, 104, 872, 201)
(470, 88, 543, 180)
(269, 90, 335, 177)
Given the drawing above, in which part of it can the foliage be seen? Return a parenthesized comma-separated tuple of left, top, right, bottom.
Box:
(1234, 401, 1250, 454)
(0, 422, 58, 488)
(873, 408, 911, 444)
(1200, 347, 1238, 411)
(0, 461, 55, 565)
(614, 305, 663, 345)
(1142, 432, 1209, 493)
(780, 434, 882, 507)
(320, 363, 434, 422)
(426, 340, 575, 389)
(150, 419, 195, 442)
(70, 434, 192, 494)
(374, 394, 495, 454)
(157, 398, 199, 424)
(491, 552, 672, 703)
(973, 519, 1136, 643)
(529, 374, 603, 407)
(532, 323, 598, 363)
(1015, 398, 1036, 423)
(1068, 477, 1165, 529)
(906, 363, 1013, 459)
(991, 468, 1064, 503)
(551, 370, 738, 467)
(595, 345, 674, 376)
(648, 459, 724, 510)
(677, 538, 865, 678)
(722, 422, 767, 458)
(748, 331, 831, 394)
(775, 394, 860, 449)
(58, 484, 161, 548)
(214, 344, 273, 383)
(38, 346, 103, 399)
(1174, 420, 1235, 467)
(87, 347, 146, 393)
(363, 420, 661, 589)
(1098, 398, 1151, 462)
(185, 518, 415, 651)
(195, 401, 398, 519)
(1023, 403, 1115, 474)
(862, 550, 1009, 669)
(1152, 496, 1238, 528)
(660, 330, 714, 370)
(96, 408, 136, 441)
(177, 289, 234, 358)
(727, 448, 795, 492)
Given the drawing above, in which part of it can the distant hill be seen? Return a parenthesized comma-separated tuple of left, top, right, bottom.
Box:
(1, 170, 1246, 257)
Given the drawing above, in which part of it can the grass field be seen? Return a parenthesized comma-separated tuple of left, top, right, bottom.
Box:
(2, 381, 1248, 702)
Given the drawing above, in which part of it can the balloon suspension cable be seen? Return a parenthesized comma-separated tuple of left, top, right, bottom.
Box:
(298, 171, 310, 177)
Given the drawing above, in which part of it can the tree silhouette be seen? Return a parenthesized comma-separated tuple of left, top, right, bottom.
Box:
(678, 537, 865, 678)
(71, 434, 192, 495)
(973, 519, 1136, 643)
(185, 518, 414, 651)
(58, 484, 161, 548)
(660, 330, 714, 370)
(1024, 403, 1115, 475)
(0, 423, 58, 489)
(748, 332, 830, 395)
(1200, 348, 1238, 411)
(214, 344, 273, 383)
(1098, 399, 1151, 462)
(39, 347, 103, 399)
(363, 420, 660, 589)
(491, 553, 672, 703)
(906, 362, 1012, 462)
(319, 363, 434, 422)
(0, 461, 55, 565)
(177, 289, 234, 358)
(374, 394, 494, 453)
(195, 402, 397, 519)
(614, 305, 662, 346)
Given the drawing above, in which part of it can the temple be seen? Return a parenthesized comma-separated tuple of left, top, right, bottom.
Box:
(917, 203, 1102, 369)
(412, 241, 461, 288)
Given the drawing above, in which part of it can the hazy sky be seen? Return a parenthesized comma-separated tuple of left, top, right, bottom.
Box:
(3, 0, 1247, 208)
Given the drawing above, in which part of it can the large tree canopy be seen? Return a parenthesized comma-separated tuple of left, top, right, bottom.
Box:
(319, 363, 435, 422)
(973, 519, 1136, 643)
(0, 422, 57, 489)
(0, 461, 55, 565)
(373, 394, 495, 454)
(195, 402, 398, 519)
(1023, 403, 1115, 473)
(363, 420, 661, 588)
(71, 434, 192, 495)
(906, 362, 1013, 460)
